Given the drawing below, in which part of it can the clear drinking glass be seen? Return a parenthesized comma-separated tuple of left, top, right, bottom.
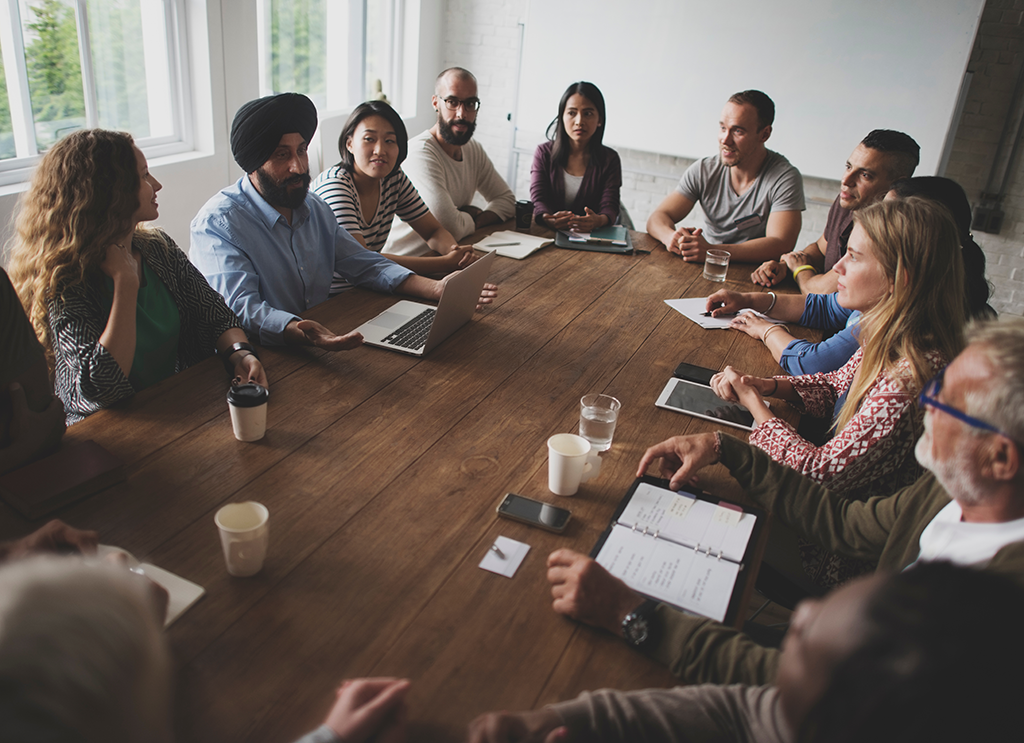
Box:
(578, 394, 621, 451)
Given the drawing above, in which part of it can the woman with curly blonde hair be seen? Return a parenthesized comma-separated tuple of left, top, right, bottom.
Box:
(8, 129, 267, 424)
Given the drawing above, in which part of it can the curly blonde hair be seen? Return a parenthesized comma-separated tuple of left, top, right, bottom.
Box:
(835, 197, 967, 432)
(7, 129, 142, 354)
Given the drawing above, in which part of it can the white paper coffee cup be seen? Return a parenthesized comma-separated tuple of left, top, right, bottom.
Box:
(227, 383, 269, 442)
(214, 501, 269, 577)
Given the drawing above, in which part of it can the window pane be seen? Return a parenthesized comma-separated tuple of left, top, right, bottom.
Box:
(87, 0, 173, 139)
(267, 0, 327, 111)
(365, 1, 390, 104)
(21, 0, 86, 152)
(0, 39, 15, 159)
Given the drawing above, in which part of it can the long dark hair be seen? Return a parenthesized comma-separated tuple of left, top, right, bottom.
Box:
(890, 176, 995, 319)
(798, 562, 1024, 743)
(335, 100, 409, 178)
(545, 81, 607, 170)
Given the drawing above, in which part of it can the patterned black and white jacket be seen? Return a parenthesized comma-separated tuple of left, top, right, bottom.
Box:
(48, 230, 242, 424)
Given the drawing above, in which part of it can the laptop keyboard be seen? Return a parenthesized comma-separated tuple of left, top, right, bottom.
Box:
(382, 308, 436, 350)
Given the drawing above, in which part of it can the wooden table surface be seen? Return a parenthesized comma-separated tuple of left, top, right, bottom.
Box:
(0, 228, 818, 742)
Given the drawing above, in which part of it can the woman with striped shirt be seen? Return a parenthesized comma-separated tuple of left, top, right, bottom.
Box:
(312, 101, 478, 294)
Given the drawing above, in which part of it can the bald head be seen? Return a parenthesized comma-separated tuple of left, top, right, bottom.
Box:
(435, 67, 477, 96)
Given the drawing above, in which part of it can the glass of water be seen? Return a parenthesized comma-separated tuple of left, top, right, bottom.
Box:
(703, 249, 731, 282)
(579, 394, 621, 451)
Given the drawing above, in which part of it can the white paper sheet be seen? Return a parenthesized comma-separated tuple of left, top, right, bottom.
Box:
(96, 545, 205, 628)
(664, 297, 786, 330)
(596, 526, 740, 622)
(478, 536, 530, 577)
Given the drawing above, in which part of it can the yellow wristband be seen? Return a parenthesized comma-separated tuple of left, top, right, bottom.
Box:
(792, 265, 817, 279)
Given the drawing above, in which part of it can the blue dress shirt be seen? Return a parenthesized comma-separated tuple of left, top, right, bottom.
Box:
(189, 176, 413, 345)
(778, 293, 860, 376)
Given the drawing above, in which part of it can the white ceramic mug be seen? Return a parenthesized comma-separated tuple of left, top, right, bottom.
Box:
(547, 433, 602, 496)
(215, 501, 269, 577)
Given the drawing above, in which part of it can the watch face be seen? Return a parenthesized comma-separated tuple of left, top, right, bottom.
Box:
(623, 614, 649, 646)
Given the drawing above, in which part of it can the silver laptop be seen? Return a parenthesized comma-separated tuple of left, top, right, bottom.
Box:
(353, 250, 496, 356)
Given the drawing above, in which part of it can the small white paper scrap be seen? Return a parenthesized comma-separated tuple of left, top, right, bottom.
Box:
(479, 536, 530, 578)
(712, 505, 743, 527)
(668, 496, 695, 520)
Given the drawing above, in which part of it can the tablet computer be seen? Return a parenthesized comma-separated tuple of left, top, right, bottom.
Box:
(655, 377, 766, 432)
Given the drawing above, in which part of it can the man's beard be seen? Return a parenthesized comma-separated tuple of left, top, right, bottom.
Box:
(437, 114, 476, 146)
(915, 424, 987, 506)
(254, 167, 311, 210)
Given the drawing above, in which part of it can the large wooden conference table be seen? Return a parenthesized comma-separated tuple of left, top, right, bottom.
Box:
(2, 228, 816, 742)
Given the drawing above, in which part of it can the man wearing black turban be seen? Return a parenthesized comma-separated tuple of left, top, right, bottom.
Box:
(190, 93, 497, 350)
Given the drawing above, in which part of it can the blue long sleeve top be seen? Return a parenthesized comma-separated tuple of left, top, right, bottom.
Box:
(777, 293, 860, 376)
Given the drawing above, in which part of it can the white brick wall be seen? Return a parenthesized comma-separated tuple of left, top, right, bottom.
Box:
(944, 0, 1024, 316)
(443, 0, 1024, 316)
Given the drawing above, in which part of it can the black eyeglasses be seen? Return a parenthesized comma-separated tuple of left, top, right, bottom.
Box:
(441, 96, 480, 112)
(918, 366, 1008, 436)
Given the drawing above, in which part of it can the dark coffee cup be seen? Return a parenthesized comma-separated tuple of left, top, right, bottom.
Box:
(515, 200, 533, 231)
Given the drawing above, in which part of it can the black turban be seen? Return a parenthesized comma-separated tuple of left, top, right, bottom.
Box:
(230, 93, 318, 173)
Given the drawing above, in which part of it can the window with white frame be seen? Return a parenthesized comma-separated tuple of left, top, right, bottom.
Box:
(257, 0, 406, 116)
(0, 0, 189, 183)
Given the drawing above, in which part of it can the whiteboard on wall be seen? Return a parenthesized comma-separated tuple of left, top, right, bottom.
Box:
(517, 0, 983, 180)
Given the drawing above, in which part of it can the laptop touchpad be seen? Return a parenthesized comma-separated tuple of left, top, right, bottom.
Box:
(369, 308, 413, 330)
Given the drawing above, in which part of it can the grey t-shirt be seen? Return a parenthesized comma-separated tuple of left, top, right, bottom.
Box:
(675, 150, 805, 245)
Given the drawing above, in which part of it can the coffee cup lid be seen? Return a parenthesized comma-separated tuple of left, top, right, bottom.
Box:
(227, 383, 269, 407)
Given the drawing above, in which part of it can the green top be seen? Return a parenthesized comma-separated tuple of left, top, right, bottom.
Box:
(99, 256, 180, 390)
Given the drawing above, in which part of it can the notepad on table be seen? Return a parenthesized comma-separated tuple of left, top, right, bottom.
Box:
(591, 477, 763, 623)
(476, 230, 552, 259)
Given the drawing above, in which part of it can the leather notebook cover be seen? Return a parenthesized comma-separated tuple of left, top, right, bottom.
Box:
(0, 439, 125, 520)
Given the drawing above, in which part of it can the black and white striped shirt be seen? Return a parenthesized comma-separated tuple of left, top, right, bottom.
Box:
(312, 166, 429, 293)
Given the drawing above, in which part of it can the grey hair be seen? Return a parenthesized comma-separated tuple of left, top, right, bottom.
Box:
(0, 556, 170, 743)
(963, 315, 1024, 443)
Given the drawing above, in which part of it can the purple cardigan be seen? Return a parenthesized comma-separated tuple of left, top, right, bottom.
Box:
(529, 141, 622, 226)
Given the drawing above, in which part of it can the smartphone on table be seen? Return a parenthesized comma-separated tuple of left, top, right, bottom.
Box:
(496, 493, 571, 533)
(673, 362, 717, 387)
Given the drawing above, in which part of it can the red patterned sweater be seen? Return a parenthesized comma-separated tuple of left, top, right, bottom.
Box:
(749, 348, 946, 501)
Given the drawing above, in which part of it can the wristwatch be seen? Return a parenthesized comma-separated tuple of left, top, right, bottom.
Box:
(220, 341, 258, 373)
(621, 599, 661, 648)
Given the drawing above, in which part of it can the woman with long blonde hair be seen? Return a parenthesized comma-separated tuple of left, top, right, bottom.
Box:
(709, 197, 966, 583)
(8, 129, 266, 424)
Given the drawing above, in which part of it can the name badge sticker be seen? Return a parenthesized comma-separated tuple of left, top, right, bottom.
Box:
(732, 213, 763, 230)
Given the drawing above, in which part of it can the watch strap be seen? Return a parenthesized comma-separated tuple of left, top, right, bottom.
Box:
(221, 342, 258, 372)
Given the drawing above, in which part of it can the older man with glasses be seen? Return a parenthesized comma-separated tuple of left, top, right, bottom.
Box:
(385, 67, 515, 256)
(542, 316, 1024, 688)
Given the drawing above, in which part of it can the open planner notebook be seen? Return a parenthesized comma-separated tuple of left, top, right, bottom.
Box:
(591, 477, 763, 624)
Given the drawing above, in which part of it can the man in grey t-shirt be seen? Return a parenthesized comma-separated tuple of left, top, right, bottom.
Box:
(647, 90, 805, 263)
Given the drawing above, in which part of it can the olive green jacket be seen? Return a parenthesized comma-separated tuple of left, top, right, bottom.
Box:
(648, 434, 1024, 686)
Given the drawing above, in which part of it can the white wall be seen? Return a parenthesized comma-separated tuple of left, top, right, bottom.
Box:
(443, 0, 1024, 316)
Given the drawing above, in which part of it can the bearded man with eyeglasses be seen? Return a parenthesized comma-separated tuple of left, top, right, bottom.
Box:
(385, 68, 515, 256)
